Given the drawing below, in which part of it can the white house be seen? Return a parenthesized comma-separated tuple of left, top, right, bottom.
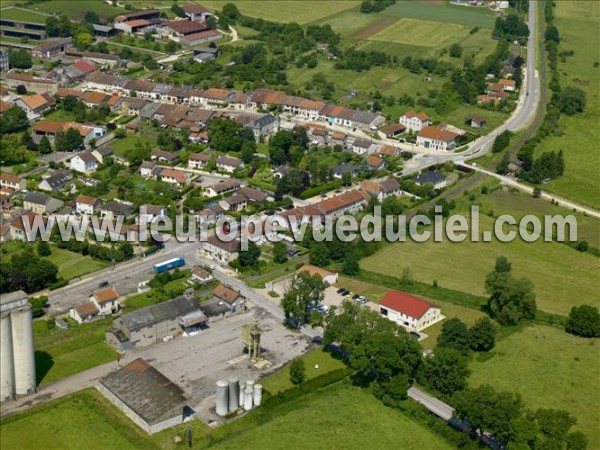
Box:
(188, 152, 212, 169)
(379, 290, 443, 332)
(70, 302, 100, 324)
(91, 287, 120, 315)
(399, 111, 431, 132)
(75, 195, 100, 215)
(416, 125, 458, 152)
(216, 155, 243, 173)
(70, 152, 99, 174)
(199, 235, 240, 265)
(137, 204, 168, 225)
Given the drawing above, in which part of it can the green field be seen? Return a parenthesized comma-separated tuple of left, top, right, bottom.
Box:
(110, 133, 155, 157)
(260, 348, 346, 394)
(199, 0, 360, 24)
(46, 247, 108, 280)
(367, 17, 469, 48)
(35, 317, 117, 385)
(0, 388, 211, 450)
(0, 6, 48, 23)
(361, 214, 600, 316)
(29, 0, 126, 21)
(532, 1, 600, 207)
(210, 382, 453, 450)
(469, 324, 600, 449)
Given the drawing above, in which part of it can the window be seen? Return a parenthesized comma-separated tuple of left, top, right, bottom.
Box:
(380, 308, 388, 316)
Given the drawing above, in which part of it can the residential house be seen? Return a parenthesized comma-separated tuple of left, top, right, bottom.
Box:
(91, 287, 120, 315)
(360, 178, 401, 201)
(239, 186, 268, 203)
(199, 235, 240, 265)
(399, 111, 430, 132)
(205, 179, 241, 197)
(23, 191, 64, 214)
(14, 93, 55, 120)
(248, 89, 285, 110)
(469, 115, 487, 128)
(199, 88, 234, 107)
(188, 266, 213, 284)
(81, 91, 109, 108)
(39, 170, 72, 192)
(216, 155, 243, 173)
(366, 154, 386, 171)
(245, 114, 278, 141)
(65, 51, 121, 69)
(228, 91, 248, 109)
(378, 144, 401, 157)
(92, 146, 114, 163)
(412, 171, 447, 190)
(212, 284, 245, 314)
(218, 193, 247, 212)
(379, 290, 443, 332)
(100, 201, 134, 220)
(70, 151, 99, 174)
(151, 149, 178, 164)
(139, 161, 161, 179)
(329, 131, 348, 148)
(0, 173, 26, 191)
(197, 204, 224, 224)
(75, 195, 100, 215)
(160, 168, 189, 187)
(351, 138, 375, 155)
(332, 163, 359, 180)
(70, 302, 100, 324)
(9, 211, 47, 242)
(188, 152, 212, 170)
(416, 125, 459, 151)
(316, 189, 368, 220)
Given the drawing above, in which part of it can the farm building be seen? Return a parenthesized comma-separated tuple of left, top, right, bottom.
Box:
(379, 290, 443, 332)
(98, 358, 191, 434)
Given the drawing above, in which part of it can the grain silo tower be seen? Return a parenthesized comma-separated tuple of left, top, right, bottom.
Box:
(0, 312, 15, 401)
(215, 379, 229, 416)
(0, 291, 36, 400)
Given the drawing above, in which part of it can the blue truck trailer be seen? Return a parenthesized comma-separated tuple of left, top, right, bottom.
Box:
(153, 257, 185, 274)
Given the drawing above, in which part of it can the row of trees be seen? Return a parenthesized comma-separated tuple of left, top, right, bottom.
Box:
(0, 248, 59, 294)
(360, 0, 396, 14)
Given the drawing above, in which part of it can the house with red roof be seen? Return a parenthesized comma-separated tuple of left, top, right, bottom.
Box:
(379, 290, 443, 332)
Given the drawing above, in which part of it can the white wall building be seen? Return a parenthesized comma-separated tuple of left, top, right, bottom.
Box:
(379, 290, 443, 332)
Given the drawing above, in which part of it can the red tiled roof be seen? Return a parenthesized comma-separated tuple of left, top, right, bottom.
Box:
(380, 290, 437, 319)
(0, 101, 12, 113)
(76, 195, 98, 205)
(94, 287, 119, 304)
(418, 125, 458, 143)
(73, 60, 97, 74)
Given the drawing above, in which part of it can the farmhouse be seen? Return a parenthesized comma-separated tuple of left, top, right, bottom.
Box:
(378, 122, 406, 139)
(180, 29, 222, 46)
(379, 290, 443, 332)
(98, 358, 190, 434)
(5, 73, 57, 94)
(182, 2, 213, 21)
(212, 284, 245, 314)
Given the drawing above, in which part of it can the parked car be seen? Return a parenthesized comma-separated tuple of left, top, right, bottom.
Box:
(98, 280, 109, 288)
(339, 289, 349, 296)
(352, 294, 360, 300)
(336, 287, 346, 294)
(345, 291, 354, 299)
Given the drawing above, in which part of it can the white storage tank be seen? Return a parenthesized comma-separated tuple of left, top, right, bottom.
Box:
(253, 383, 263, 406)
(11, 306, 36, 395)
(0, 312, 15, 401)
(216, 380, 229, 416)
(243, 386, 253, 411)
(228, 378, 239, 412)
(238, 383, 244, 406)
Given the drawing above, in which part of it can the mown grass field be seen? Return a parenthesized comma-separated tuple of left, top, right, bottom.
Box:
(210, 382, 453, 450)
(199, 0, 360, 24)
(35, 317, 116, 385)
(260, 348, 346, 394)
(0, 6, 47, 23)
(532, 1, 600, 208)
(366, 18, 469, 48)
(469, 324, 600, 449)
(29, 0, 126, 21)
(0, 388, 211, 450)
(360, 214, 600, 316)
(46, 247, 109, 280)
(110, 133, 155, 157)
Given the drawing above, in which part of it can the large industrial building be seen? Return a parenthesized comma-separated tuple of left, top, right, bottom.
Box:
(106, 296, 205, 350)
(98, 358, 191, 434)
(0, 290, 36, 401)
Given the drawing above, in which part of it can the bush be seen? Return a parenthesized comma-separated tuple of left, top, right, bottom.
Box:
(566, 305, 600, 337)
(289, 359, 306, 385)
(49, 278, 69, 290)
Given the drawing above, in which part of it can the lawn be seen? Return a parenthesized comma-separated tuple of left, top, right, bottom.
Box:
(0, 388, 212, 450)
(260, 348, 347, 394)
(0, 6, 48, 23)
(46, 246, 108, 280)
(30, 0, 126, 21)
(531, 1, 600, 208)
(199, 1, 361, 24)
(367, 18, 469, 48)
(469, 324, 600, 449)
(35, 317, 117, 385)
(110, 133, 155, 157)
(361, 214, 600, 316)
(209, 382, 453, 450)
(43, 109, 76, 122)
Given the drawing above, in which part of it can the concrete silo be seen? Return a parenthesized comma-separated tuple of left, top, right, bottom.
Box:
(228, 378, 239, 412)
(253, 383, 263, 406)
(243, 386, 253, 411)
(0, 312, 15, 401)
(216, 380, 229, 416)
(11, 306, 36, 395)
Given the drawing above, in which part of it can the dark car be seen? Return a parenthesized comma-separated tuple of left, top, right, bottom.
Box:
(339, 289, 349, 296)
(98, 280, 109, 288)
(336, 287, 346, 294)
(352, 294, 360, 300)
(409, 332, 420, 340)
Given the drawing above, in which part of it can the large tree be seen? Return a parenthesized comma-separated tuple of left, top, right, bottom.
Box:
(419, 347, 469, 395)
(485, 256, 536, 325)
(566, 305, 600, 338)
(281, 271, 325, 327)
(237, 241, 261, 268)
(1, 106, 28, 134)
(309, 241, 330, 267)
(437, 318, 470, 353)
(468, 317, 496, 352)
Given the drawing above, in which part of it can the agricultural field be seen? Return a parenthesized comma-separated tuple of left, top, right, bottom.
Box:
(361, 214, 600, 316)
(365, 18, 470, 49)
(0, 388, 211, 450)
(533, 1, 600, 208)
(26, 0, 126, 22)
(210, 382, 453, 450)
(199, 0, 360, 24)
(35, 317, 117, 385)
(0, 6, 48, 23)
(469, 324, 600, 449)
